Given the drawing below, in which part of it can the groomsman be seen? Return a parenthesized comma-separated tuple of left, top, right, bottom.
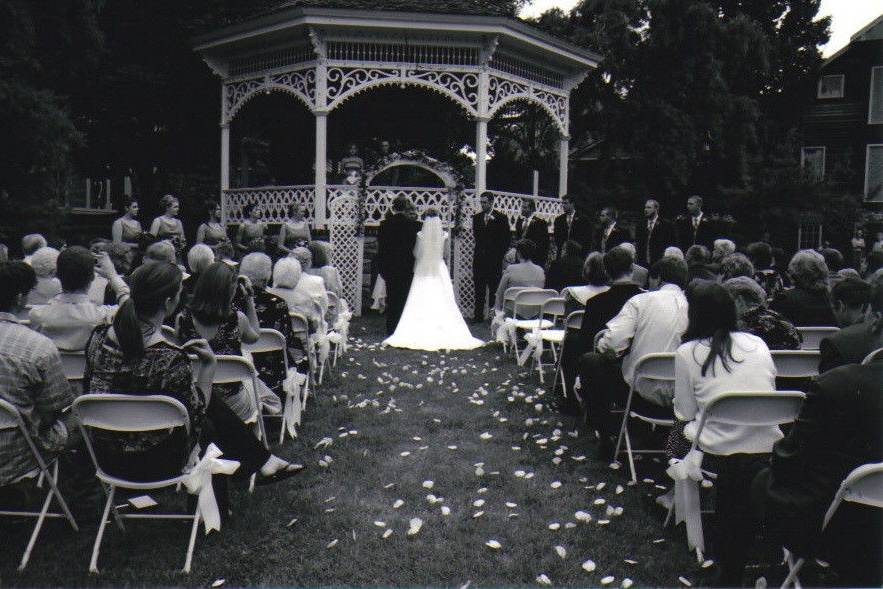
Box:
(472, 191, 511, 323)
(377, 195, 420, 335)
(515, 198, 550, 266)
(594, 206, 630, 253)
(635, 198, 676, 266)
(676, 195, 715, 251)
(553, 194, 592, 257)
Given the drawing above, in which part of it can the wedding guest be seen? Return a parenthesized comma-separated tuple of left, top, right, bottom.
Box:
(149, 195, 186, 261)
(196, 200, 231, 257)
(269, 257, 324, 334)
(594, 206, 630, 253)
(472, 191, 511, 323)
(747, 241, 784, 301)
(30, 247, 129, 353)
(306, 241, 342, 300)
(663, 246, 685, 261)
(830, 276, 872, 328)
(621, 242, 648, 287)
(83, 261, 299, 486)
(580, 255, 689, 457)
(722, 277, 801, 350)
(545, 239, 584, 292)
(26, 246, 62, 305)
(277, 202, 311, 255)
(553, 194, 591, 256)
(686, 244, 717, 283)
(0, 262, 77, 486)
(719, 253, 754, 281)
(515, 199, 550, 266)
(235, 204, 266, 255)
(676, 195, 715, 250)
(377, 196, 420, 335)
(711, 239, 736, 265)
(771, 250, 837, 327)
(635, 198, 676, 266)
(143, 240, 177, 265)
(21, 233, 47, 266)
(494, 239, 545, 311)
(289, 247, 328, 319)
(670, 281, 778, 586)
(818, 277, 883, 372)
(561, 251, 610, 315)
(820, 247, 844, 281)
(111, 197, 143, 249)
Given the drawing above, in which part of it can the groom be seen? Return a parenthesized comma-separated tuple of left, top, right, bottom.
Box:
(378, 195, 420, 335)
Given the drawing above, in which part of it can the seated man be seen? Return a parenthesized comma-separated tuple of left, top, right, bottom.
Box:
(494, 239, 545, 312)
(685, 244, 716, 283)
(579, 255, 689, 458)
(618, 242, 648, 287)
(30, 246, 129, 351)
(819, 277, 883, 373)
(830, 276, 871, 328)
(0, 262, 77, 486)
(754, 359, 882, 587)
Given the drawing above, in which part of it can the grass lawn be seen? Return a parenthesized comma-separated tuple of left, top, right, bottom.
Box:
(3, 314, 710, 587)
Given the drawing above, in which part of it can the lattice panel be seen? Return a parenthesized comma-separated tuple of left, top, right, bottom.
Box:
(362, 187, 454, 225)
(481, 190, 563, 230)
(328, 193, 364, 316)
(222, 186, 315, 224)
(452, 202, 477, 318)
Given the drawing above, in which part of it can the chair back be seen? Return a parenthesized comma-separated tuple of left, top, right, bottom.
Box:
(564, 310, 584, 331)
(59, 351, 86, 381)
(289, 311, 309, 337)
(862, 346, 883, 365)
(212, 355, 257, 386)
(631, 353, 676, 406)
(161, 325, 181, 346)
(513, 288, 557, 320)
(541, 297, 566, 325)
(771, 350, 820, 379)
(242, 328, 287, 356)
(326, 291, 340, 315)
(0, 399, 50, 469)
(503, 287, 527, 315)
(822, 462, 883, 529)
(72, 394, 190, 434)
(796, 326, 839, 350)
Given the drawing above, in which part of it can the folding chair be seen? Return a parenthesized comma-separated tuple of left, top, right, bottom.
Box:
(72, 394, 203, 574)
(529, 297, 566, 383)
(613, 353, 677, 483)
(509, 288, 558, 362)
(243, 328, 298, 444)
(213, 355, 269, 451)
(781, 462, 883, 588)
(795, 326, 839, 350)
(861, 346, 883, 365)
(0, 399, 79, 570)
(551, 310, 584, 400)
(289, 311, 314, 409)
(59, 350, 86, 382)
(770, 350, 820, 380)
(502, 287, 527, 317)
(161, 325, 181, 346)
(325, 291, 343, 368)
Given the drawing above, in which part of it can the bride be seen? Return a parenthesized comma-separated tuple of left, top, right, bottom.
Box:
(384, 209, 484, 351)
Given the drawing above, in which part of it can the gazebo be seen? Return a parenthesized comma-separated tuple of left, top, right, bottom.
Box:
(194, 2, 599, 314)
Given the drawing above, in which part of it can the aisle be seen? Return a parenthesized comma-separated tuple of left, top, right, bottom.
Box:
(2, 315, 699, 587)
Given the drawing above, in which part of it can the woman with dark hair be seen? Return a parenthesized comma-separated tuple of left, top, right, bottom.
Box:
(196, 200, 232, 257)
(235, 204, 266, 255)
(83, 262, 300, 487)
(176, 262, 280, 420)
(277, 202, 311, 255)
(561, 250, 610, 315)
(747, 241, 783, 300)
(545, 239, 585, 292)
(669, 281, 778, 586)
(111, 197, 143, 249)
(149, 195, 186, 261)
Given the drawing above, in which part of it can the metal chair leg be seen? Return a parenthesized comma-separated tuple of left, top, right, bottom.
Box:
(182, 509, 201, 574)
(89, 486, 116, 573)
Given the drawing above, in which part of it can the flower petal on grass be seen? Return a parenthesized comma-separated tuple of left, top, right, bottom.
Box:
(473, 499, 485, 507)
(548, 522, 561, 530)
(326, 539, 338, 548)
(622, 578, 634, 588)
(582, 559, 596, 572)
(422, 480, 434, 489)
(473, 511, 485, 518)
(393, 499, 404, 508)
(382, 529, 393, 539)
(480, 432, 493, 440)
(550, 481, 562, 489)
(485, 540, 502, 550)
(678, 577, 692, 586)
(407, 517, 423, 536)
(373, 521, 386, 527)
(536, 574, 552, 586)
(211, 579, 225, 587)
(601, 576, 615, 586)
(555, 546, 567, 559)
(441, 506, 451, 516)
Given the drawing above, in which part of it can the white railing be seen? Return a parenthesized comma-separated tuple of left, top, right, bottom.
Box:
(222, 185, 315, 224)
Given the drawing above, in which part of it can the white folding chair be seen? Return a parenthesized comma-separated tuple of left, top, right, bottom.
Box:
(502, 286, 527, 317)
(243, 328, 298, 444)
(72, 394, 202, 574)
(861, 346, 883, 365)
(795, 326, 839, 350)
(552, 310, 584, 400)
(526, 297, 566, 382)
(781, 462, 883, 588)
(213, 355, 269, 452)
(59, 350, 86, 382)
(510, 288, 557, 362)
(0, 399, 79, 570)
(771, 350, 820, 380)
(325, 291, 343, 368)
(289, 311, 314, 409)
(613, 353, 677, 483)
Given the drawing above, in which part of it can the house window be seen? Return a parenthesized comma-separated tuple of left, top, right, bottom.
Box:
(869, 66, 883, 124)
(817, 74, 844, 99)
(801, 146, 826, 182)
(866, 144, 883, 203)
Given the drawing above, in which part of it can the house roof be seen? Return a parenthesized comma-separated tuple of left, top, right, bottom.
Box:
(822, 12, 883, 67)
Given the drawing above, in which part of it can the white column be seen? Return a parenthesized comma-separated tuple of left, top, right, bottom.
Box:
(558, 136, 569, 197)
(220, 124, 230, 190)
(314, 111, 328, 226)
(475, 117, 488, 195)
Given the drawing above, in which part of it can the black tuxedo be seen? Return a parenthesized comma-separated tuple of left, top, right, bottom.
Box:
(377, 212, 420, 335)
(515, 216, 550, 266)
(594, 223, 630, 253)
(635, 216, 676, 266)
(553, 212, 592, 256)
(676, 214, 715, 251)
(818, 320, 883, 373)
(472, 210, 511, 320)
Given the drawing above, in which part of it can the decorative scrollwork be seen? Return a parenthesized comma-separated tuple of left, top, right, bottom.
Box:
(326, 67, 398, 102)
(486, 79, 570, 137)
(406, 70, 479, 109)
(224, 67, 316, 122)
(487, 75, 529, 110)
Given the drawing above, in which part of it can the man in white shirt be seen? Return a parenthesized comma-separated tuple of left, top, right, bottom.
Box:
(579, 255, 690, 458)
(30, 246, 129, 351)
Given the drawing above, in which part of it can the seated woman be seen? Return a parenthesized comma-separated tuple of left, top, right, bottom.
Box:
(306, 241, 342, 300)
(722, 277, 801, 350)
(546, 240, 586, 292)
(561, 251, 610, 316)
(668, 281, 779, 586)
(176, 262, 280, 422)
(288, 247, 329, 324)
(268, 258, 325, 335)
(26, 246, 62, 305)
(83, 262, 300, 486)
(771, 250, 838, 326)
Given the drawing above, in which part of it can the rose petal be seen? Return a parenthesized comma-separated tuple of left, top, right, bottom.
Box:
(407, 517, 423, 536)
(480, 432, 493, 440)
(441, 505, 451, 516)
(485, 540, 502, 549)
(393, 499, 404, 508)
(548, 522, 561, 530)
(423, 480, 434, 489)
(382, 529, 393, 538)
(551, 481, 562, 489)
(678, 577, 692, 586)
(326, 539, 338, 548)
(536, 574, 552, 586)
(601, 576, 615, 586)
(373, 521, 386, 527)
(211, 579, 225, 587)
(473, 511, 485, 518)
(555, 545, 567, 559)
(622, 578, 634, 588)
(473, 499, 485, 507)
(505, 502, 517, 508)
(582, 559, 596, 572)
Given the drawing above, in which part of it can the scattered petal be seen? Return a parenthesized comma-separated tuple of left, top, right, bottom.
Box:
(601, 576, 615, 585)
(441, 505, 451, 516)
(555, 545, 567, 559)
(594, 498, 606, 506)
(505, 502, 517, 508)
(326, 539, 338, 548)
(407, 517, 423, 536)
(609, 462, 621, 470)
(286, 518, 298, 527)
(480, 432, 493, 440)
(551, 481, 562, 489)
(582, 559, 596, 572)
(422, 480, 434, 489)
(622, 578, 634, 588)
(393, 499, 404, 509)
(473, 499, 485, 507)
(400, 451, 411, 457)
(473, 511, 485, 518)
(575, 511, 592, 522)
(548, 522, 561, 530)
(678, 577, 692, 587)
(485, 540, 502, 550)
(211, 579, 225, 588)
(624, 559, 638, 565)
(536, 574, 552, 586)
(702, 560, 715, 569)
(514, 470, 526, 478)
(373, 521, 386, 527)
(615, 485, 624, 495)
(382, 529, 393, 539)
(564, 522, 577, 529)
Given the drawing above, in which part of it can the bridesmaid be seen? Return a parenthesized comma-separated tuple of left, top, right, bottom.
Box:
(277, 201, 312, 255)
(149, 194, 186, 260)
(196, 200, 231, 256)
(236, 203, 266, 255)
(111, 197, 143, 248)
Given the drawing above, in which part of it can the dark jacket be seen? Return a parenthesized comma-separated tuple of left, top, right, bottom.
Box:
(594, 224, 631, 253)
(377, 213, 420, 284)
(579, 281, 644, 344)
(515, 216, 550, 265)
(688, 263, 718, 284)
(472, 210, 511, 273)
(818, 320, 883, 373)
(770, 287, 838, 328)
(553, 212, 592, 256)
(676, 214, 716, 251)
(545, 254, 584, 292)
(635, 217, 676, 266)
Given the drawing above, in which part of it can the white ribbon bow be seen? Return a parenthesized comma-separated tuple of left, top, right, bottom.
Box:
(282, 369, 308, 436)
(311, 332, 331, 364)
(518, 325, 544, 367)
(666, 449, 706, 555)
(183, 443, 240, 534)
(496, 317, 518, 351)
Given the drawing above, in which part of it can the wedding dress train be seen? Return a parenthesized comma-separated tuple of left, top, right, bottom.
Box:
(383, 216, 484, 351)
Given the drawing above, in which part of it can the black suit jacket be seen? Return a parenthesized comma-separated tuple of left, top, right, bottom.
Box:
(676, 214, 715, 251)
(472, 210, 511, 273)
(635, 217, 676, 266)
(594, 224, 631, 253)
(818, 320, 883, 373)
(579, 282, 644, 344)
(377, 213, 420, 284)
(553, 213, 592, 255)
(770, 287, 838, 328)
(515, 216, 550, 265)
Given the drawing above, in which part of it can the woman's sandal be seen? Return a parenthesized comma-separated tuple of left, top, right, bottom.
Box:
(255, 463, 304, 486)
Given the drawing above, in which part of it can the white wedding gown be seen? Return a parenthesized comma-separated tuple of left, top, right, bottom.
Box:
(383, 217, 484, 351)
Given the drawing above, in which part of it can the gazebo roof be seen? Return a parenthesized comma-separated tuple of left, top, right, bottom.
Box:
(262, 0, 521, 18)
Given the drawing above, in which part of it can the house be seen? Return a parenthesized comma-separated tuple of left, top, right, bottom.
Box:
(800, 12, 883, 204)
